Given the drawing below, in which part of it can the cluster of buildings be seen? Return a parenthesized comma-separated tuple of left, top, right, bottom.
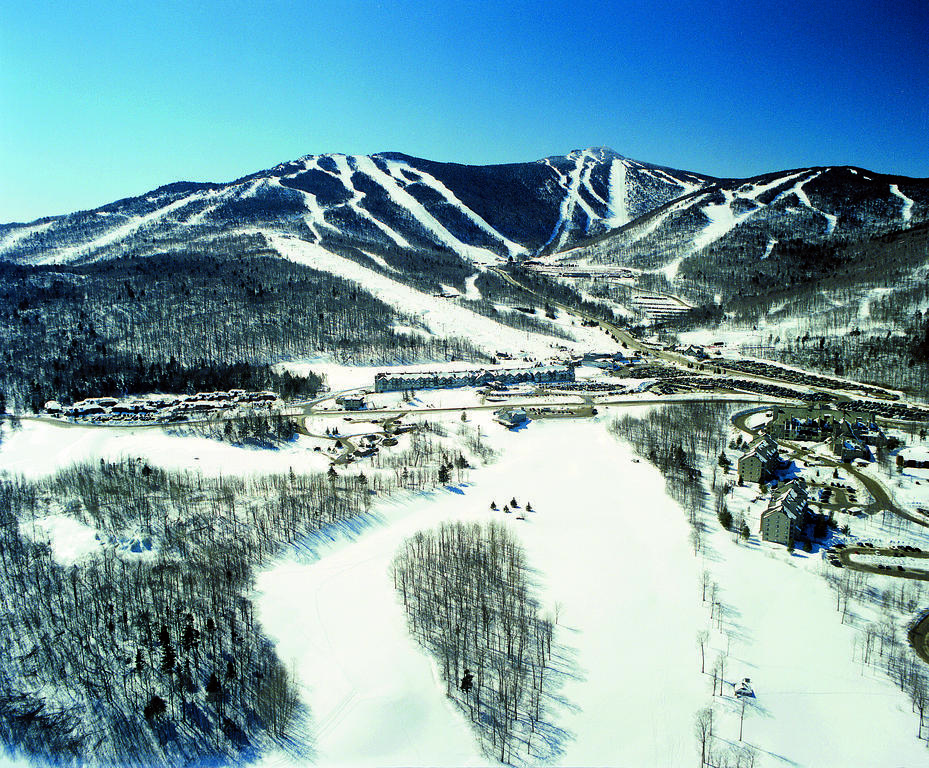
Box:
(767, 404, 887, 463)
(373, 364, 575, 393)
(46, 390, 279, 422)
(737, 404, 891, 548)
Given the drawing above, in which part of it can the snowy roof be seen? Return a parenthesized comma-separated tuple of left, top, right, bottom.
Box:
(763, 480, 808, 522)
(742, 434, 779, 465)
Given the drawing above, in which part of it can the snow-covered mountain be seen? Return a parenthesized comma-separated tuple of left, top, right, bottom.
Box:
(2, 149, 926, 309)
(553, 165, 929, 277)
(0, 148, 713, 265)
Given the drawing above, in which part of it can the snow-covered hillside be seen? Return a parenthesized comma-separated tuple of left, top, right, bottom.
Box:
(266, 232, 614, 358)
(0, 148, 712, 267)
(557, 165, 929, 275)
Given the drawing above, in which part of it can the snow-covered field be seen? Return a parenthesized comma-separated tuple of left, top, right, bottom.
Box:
(253, 414, 926, 767)
(0, 419, 331, 480)
(1, 408, 927, 767)
(255, 415, 705, 767)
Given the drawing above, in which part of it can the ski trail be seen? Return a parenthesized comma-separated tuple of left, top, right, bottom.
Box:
(775, 171, 838, 234)
(889, 184, 914, 223)
(0, 220, 55, 255)
(266, 233, 580, 354)
(185, 180, 260, 225)
(691, 189, 758, 253)
(606, 158, 629, 228)
(761, 237, 778, 260)
(626, 193, 709, 246)
(382, 159, 526, 257)
(51, 193, 209, 264)
(270, 176, 336, 243)
(738, 170, 808, 201)
(319, 155, 412, 249)
(351, 155, 497, 262)
(540, 152, 598, 252)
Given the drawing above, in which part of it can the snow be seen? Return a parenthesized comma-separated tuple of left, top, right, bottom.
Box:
(605, 158, 629, 228)
(383, 159, 527, 258)
(0, 220, 55, 255)
(700, 531, 926, 767)
(0, 401, 925, 766)
(266, 233, 593, 356)
(256, 417, 704, 766)
(540, 154, 599, 252)
(890, 184, 914, 223)
(775, 171, 837, 234)
(662, 255, 685, 281)
(315, 155, 412, 249)
(251, 412, 929, 767)
(740, 171, 808, 202)
(20, 515, 100, 566)
(760, 237, 777, 260)
(0, 419, 330, 480)
(463, 273, 482, 301)
(184, 184, 241, 225)
(351, 155, 499, 263)
(691, 190, 756, 254)
(627, 192, 708, 246)
(846, 553, 929, 570)
(50, 193, 208, 264)
(652, 167, 702, 195)
(858, 286, 894, 320)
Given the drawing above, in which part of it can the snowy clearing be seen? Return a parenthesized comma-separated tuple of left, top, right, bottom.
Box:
(19, 516, 100, 567)
(0, 420, 330, 480)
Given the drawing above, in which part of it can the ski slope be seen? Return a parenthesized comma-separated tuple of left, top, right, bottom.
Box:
(255, 416, 705, 766)
(266, 233, 601, 357)
(890, 184, 914, 223)
(252, 413, 928, 766)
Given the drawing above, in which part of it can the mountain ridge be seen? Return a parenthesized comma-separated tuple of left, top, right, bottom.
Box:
(1, 149, 926, 278)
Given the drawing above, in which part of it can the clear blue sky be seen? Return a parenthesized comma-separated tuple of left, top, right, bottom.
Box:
(1, 0, 927, 222)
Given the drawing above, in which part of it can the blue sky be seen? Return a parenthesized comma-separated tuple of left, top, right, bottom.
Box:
(1, 0, 927, 222)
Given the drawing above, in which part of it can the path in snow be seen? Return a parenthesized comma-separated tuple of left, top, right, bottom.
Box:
(691, 190, 756, 254)
(605, 158, 629, 228)
(51, 193, 209, 264)
(775, 171, 838, 234)
(351, 156, 498, 263)
(383, 159, 526, 258)
(540, 154, 600, 252)
(889, 184, 914, 223)
(761, 237, 778, 260)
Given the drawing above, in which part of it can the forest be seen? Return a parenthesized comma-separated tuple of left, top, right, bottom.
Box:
(0, 232, 486, 411)
(0, 402, 491, 766)
(391, 521, 564, 764)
